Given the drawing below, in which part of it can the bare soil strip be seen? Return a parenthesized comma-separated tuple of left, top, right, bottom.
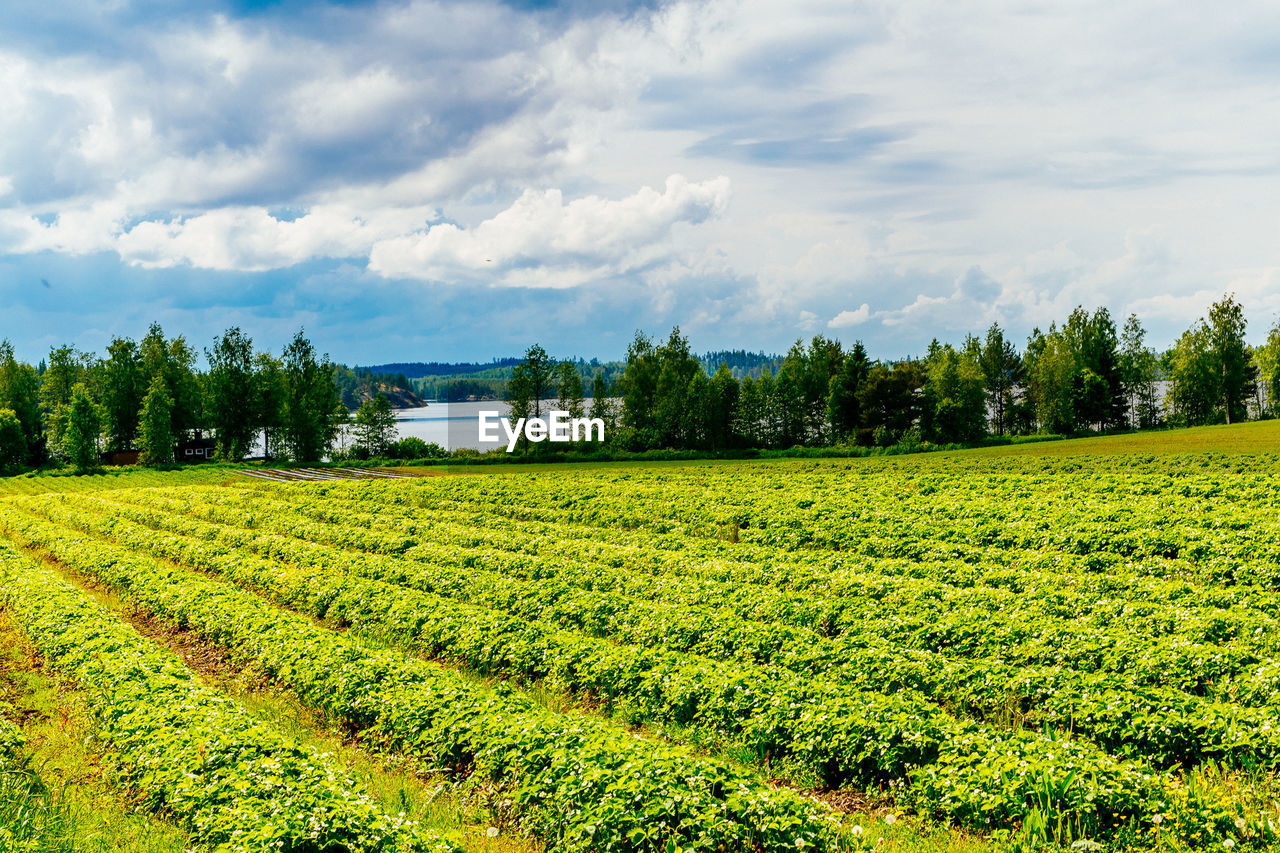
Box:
(235, 467, 418, 482)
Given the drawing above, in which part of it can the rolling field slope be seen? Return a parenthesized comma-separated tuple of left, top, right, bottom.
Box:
(2, 424, 1279, 850)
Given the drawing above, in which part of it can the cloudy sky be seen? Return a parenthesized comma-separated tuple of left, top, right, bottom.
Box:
(3, 0, 1280, 365)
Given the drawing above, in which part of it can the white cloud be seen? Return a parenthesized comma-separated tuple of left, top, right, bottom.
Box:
(114, 204, 435, 271)
(368, 174, 730, 286)
(6, 0, 1280, 355)
(828, 304, 871, 328)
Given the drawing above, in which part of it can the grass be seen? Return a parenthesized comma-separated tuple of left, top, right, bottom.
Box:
(19, 520, 1004, 853)
(951, 419, 1280, 458)
(0, 465, 242, 497)
(0, 611, 191, 853)
(31, 561, 544, 853)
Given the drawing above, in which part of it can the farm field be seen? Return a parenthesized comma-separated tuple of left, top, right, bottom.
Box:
(2, 426, 1280, 851)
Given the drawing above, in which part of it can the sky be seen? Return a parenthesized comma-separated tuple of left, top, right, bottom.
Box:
(3, 0, 1280, 366)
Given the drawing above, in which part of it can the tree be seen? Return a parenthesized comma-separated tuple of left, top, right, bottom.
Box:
(206, 327, 257, 460)
(100, 337, 144, 453)
(516, 345, 554, 419)
(589, 373, 614, 431)
(140, 323, 202, 439)
(827, 341, 869, 441)
(923, 344, 987, 444)
(254, 352, 288, 460)
(652, 329, 702, 448)
(63, 383, 101, 472)
(797, 335, 842, 443)
(1166, 323, 1218, 426)
(1254, 317, 1280, 417)
(1064, 307, 1127, 430)
(771, 366, 805, 447)
(979, 324, 1022, 435)
(0, 341, 41, 464)
(39, 345, 89, 461)
(859, 360, 925, 441)
(1025, 325, 1076, 434)
(353, 394, 398, 456)
(138, 375, 175, 466)
(0, 408, 26, 473)
(554, 361, 585, 422)
(1206, 293, 1253, 424)
(1119, 314, 1160, 429)
(505, 363, 534, 453)
(281, 330, 342, 463)
(706, 364, 739, 449)
(736, 375, 764, 446)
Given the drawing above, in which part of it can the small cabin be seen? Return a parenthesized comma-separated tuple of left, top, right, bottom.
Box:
(175, 431, 217, 463)
(100, 449, 141, 466)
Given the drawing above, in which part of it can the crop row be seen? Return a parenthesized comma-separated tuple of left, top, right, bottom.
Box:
(303, 482, 1280, 620)
(222, 482, 1280, 666)
(24, 489, 1186, 837)
(0, 539, 444, 853)
(284, 459, 1280, 585)
(108, 488, 1280, 707)
(83, 488, 1280, 771)
(0, 505, 845, 853)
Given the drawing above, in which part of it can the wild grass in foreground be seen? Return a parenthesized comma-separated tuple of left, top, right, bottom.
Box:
(0, 613, 190, 853)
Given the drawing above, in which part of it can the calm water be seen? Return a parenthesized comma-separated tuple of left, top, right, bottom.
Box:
(252, 400, 601, 457)
(390, 402, 513, 451)
(372, 400, 601, 452)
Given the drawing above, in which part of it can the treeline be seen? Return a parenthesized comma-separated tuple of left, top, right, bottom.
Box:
(0, 325, 374, 473)
(507, 293, 1280, 454)
(364, 358, 521, 379)
(410, 357, 623, 402)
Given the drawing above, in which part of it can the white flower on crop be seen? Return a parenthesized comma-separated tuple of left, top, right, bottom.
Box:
(883, 814, 897, 826)
(1223, 839, 1236, 849)
(851, 825, 863, 837)
(486, 827, 499, 838)
(1152, 814, 1163, 826)
(1235, 818, 1247, 832)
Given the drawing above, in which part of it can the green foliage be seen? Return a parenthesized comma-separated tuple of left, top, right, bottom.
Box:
(0, 342, 42, 465)
(1119, 314, 1161, 429)
(353, 394, 398, 456)
(923, 343, 986, 444)
(1255, 318, 1280, 418)
(137, 375, 174, 466)
(1167, 322, 1219, 426)
(827, 341, 869, 440)
(62, 384, 100, 472)
(253, 352, 288, 461)
(1206, 293, 1254, 425)
(99, 337, 144, 453)
(205, 327, 257, 460)
(553, 359, 584, 422)
(0, 409, 27, 474)
(139, 324, 202, 440)
(282, 330, 342, 463)
(979, 323, 1023, 435)
(0, 506, 844, 853)
(0, 542, 451, 853)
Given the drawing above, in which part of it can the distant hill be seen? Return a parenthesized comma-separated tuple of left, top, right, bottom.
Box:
(357, 351, 784, 402)
(333, 365, 425, 410)
(360, 359, 521, 379)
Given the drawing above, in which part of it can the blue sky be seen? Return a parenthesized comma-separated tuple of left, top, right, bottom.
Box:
(3, 1, 1280, 365)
